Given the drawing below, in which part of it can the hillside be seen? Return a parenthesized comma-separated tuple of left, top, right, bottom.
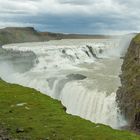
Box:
(0, 27, 111, 45)
(0, 27, 49, 45)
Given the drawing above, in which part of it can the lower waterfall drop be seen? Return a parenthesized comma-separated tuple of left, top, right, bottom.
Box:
(60, 81, 126, 128)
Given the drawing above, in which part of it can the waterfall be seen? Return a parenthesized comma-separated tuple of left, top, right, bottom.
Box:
(0, 36, 133, 129)
(60, 81, 121, 127)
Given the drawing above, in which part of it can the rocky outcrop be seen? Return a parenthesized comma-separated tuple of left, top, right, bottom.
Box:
(86, 45, 98, 59)
(116, 34, 140, 130)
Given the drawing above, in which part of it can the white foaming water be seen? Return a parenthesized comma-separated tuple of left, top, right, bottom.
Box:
(0, 36, 133, 129)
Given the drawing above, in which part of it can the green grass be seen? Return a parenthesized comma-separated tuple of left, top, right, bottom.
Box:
(0, 79, 140, 140)
(133, 33, 140, 44)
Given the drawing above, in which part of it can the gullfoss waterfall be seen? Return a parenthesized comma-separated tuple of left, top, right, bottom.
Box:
(0, 37, 133, 129)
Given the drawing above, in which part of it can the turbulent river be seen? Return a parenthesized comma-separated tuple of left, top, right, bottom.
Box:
(0, 36, 133, 129)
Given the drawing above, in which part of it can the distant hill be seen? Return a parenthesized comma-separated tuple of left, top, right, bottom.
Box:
(0, 27, 46, 45)
(0, 27, 112, 45)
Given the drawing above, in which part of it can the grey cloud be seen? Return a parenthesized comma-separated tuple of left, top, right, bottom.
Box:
(0, 0, 140, 34)
(58, 0, 93, 5)
(117, 0, 140, 6)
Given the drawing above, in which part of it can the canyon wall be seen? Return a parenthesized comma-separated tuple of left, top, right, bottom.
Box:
(117, 34, 140, 130)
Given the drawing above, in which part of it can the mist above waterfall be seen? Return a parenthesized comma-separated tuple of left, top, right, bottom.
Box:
(0, 35, 133, 129)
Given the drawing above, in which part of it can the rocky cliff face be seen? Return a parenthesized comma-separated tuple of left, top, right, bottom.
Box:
(117, 34, 140, 130)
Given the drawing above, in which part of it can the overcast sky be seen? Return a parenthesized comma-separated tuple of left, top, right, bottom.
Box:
(0, 0, 140, 34)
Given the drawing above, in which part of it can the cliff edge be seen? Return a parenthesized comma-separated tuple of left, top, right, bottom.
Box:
(117, 34, 140, 130)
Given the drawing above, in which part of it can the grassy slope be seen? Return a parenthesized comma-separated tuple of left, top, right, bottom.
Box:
(0, 79, 140, 140)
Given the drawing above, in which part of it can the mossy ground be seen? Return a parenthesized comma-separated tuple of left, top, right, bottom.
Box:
(0, 79, 140, 140)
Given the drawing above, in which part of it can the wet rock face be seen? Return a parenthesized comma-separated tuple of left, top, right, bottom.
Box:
(135, 112, 140, 128)
(66, 74, 87, 80)
(116, 34, 140, 130)
(86, 45, 98, 59)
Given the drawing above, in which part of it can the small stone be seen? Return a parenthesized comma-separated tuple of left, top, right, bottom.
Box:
(45, 137, 50, 140)
(25, 106, 30, 110)
(9, 110, 12, 113)
(16, 103, 27, 107)
(62, 106, 66, 111)
(53, 133, 56, 137)
(16, 128, 24, 133)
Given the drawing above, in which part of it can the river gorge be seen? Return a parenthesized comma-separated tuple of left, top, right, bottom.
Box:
(0, 36, 133, 129)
